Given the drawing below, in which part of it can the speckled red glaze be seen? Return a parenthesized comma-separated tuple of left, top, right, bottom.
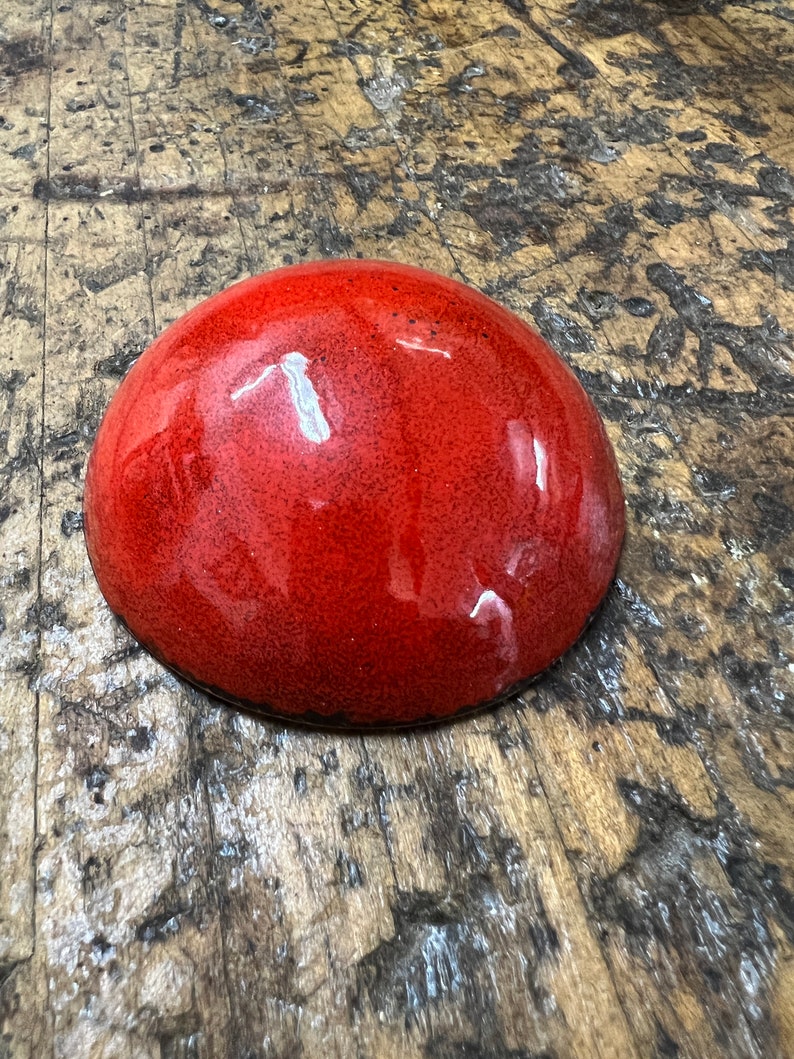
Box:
(84, 259, 624, 727)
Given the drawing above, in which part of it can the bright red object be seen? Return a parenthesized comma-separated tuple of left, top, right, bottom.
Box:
(84, 260, 624, 727)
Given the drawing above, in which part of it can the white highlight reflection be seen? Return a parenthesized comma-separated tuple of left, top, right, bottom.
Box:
(470, 588, 503, 620)
(395, 337, 452, 359)
(533, 437, 547, 492)
(232, 351, 330, 444)
(507, 420, 548, 493)
(469, 588, 518, 666)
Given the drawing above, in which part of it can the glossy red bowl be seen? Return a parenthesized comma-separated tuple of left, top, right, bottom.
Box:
(84, 259, 624, 727)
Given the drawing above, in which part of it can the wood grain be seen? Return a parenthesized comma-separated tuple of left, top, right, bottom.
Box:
(1, 0, 792, 1056)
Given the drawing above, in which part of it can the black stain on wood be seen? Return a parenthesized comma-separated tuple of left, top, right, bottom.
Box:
(424, 1035, 555, 1058)
(343, 165, 381, 208)
(26, 599, 67, 632)
(439, 158, 577, 251)
(320, 748, 340, 774)
(742, 241, 794, 293)
(647, 262, 794, 390)
(336, 850, 364, 888)
(505, 3, 597, 80)
(355, 887, 484, 1022)
(655, 1021, 681, 1058)
(643, 191, 685, 227)
(81, 855, 108, 895)
(159, 1026, 203, 1059)
(646, 315, 685, 364)
(623, 297, 656, 318)
(529, 298, 596, 354)
(293, 766, 308, 795)
(718, 645, 792, 720)
(581, 202, 637, 260)
(136, 894, 195, 945)
(60, 509, 83, 537)
(356, 873, 563, 1036)
(94, 342, 146, 379)
(577, 287, 618, 321)
(0, 36, 46, 78)
(569, 0, 668, 37)
(591, 781, 789, 1055)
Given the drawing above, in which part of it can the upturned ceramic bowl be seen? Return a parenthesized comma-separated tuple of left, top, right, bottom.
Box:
(84, 259, 624, 727)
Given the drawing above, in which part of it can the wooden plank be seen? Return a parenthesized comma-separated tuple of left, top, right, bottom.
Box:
(0, 3, 235, 1053)
(0, 0, 792, 1055)
(0, 0, 50, 990)
(0, 205, 45, 977)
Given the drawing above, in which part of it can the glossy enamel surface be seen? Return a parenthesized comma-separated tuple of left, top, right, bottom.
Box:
(83, 260, 624, 726)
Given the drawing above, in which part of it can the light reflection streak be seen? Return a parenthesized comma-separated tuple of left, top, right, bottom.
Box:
(231, 351, 330, 444)
(395, 337, 452, 359)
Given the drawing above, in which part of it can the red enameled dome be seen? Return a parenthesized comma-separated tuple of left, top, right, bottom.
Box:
(83, 260, 624, 727)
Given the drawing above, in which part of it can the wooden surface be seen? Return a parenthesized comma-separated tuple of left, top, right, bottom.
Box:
(1, 0, 793, 1055)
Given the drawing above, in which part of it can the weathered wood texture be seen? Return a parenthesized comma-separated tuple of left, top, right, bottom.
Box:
(1, 0, 792, 1055)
